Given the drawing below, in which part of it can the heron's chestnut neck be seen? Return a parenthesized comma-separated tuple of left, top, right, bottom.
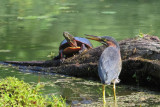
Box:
(106, 41, 117, 48)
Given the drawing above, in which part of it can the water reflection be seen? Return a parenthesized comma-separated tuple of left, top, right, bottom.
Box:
(1, 0, 160, 61)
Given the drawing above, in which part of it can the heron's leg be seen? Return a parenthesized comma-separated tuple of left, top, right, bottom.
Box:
(113, 82, 116, 101)
(102, 84, 106, 105)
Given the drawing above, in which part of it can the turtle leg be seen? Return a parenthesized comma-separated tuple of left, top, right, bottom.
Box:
(54, 50, 64, 60)
(59, 50, 65, 62)
(79, 44, 87, 53)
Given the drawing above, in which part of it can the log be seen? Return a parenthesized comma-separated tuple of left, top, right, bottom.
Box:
(119, 35, 160, 89)
(2, 34, 160, 89)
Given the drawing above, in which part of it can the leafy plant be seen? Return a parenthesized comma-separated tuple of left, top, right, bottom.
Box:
(136, 30, 144, 38)
(47, 51, 55, 59)
(0, 77, 68, 107)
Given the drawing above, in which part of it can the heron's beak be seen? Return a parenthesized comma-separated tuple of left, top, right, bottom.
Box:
(63, 32, 77, 47)
(85, 34, 102, 42)
(85, 34, 108, 45)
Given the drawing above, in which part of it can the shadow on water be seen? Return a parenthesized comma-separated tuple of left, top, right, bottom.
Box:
(0, 63, 160, 107)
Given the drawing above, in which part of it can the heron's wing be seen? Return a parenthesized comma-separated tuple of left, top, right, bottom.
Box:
(98, 47, 122, 84)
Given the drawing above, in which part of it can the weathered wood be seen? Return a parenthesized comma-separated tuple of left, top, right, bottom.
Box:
(2, 35, 160, 89)
(119, 35, 160, 89)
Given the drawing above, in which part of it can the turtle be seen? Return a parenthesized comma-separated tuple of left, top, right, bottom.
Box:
(54, 32, 93, 60)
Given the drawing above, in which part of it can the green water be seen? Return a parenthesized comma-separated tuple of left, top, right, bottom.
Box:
(0, 0, 160, 106)
(1, 0, 160, 61)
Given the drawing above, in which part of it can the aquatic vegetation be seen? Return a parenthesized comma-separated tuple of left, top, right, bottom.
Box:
(138, 32, 144, 38)
(47, 51, 56, 59)
(0, 77, 68, 107)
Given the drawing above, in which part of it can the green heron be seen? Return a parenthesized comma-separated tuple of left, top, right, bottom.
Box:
(86, 35, 122, 104)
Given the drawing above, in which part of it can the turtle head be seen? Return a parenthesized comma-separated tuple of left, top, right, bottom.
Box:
(63, 32, 77, 47)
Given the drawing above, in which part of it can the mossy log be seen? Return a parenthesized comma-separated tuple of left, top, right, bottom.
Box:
(3, 35, 160, 89)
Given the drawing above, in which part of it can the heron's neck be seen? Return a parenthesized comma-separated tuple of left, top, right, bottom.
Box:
(106, 41, 120, 50)
(107, 41, 117, 48)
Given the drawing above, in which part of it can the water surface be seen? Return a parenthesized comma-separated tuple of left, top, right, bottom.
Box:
(0, 0, 160, 61)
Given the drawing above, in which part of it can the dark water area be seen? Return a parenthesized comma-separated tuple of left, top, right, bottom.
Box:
(0, 0, 160, 106)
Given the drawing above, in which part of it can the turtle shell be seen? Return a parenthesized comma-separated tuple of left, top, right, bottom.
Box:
(59, 37, 92, 50)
